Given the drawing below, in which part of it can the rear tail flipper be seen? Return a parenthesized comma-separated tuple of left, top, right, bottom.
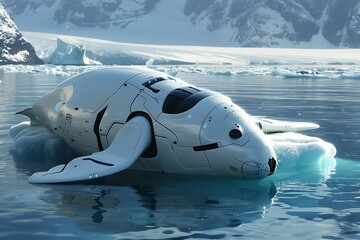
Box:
(16, 108, 41, 124)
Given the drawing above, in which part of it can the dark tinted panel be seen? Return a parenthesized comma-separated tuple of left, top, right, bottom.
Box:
(162, 87, 213, 114)
(143, 77, 168, 93)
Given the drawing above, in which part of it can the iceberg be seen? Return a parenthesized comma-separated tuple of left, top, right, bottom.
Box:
(48, 38, 101, 65)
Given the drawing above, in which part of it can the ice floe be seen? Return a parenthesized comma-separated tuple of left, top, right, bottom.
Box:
(339, 71, 360, 79)
(272, 69, 329, 78)
(269, 132, 336, 178)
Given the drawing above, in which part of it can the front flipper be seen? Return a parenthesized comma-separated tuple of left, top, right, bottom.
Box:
(253, 117, 319, 134)
(29, 116, 152, 183)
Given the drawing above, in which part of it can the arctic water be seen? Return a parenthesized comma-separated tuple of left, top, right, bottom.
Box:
(0, 66, 359, 239)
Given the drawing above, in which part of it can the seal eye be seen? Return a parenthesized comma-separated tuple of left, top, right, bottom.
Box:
(54, 101, 63, 112)
(229, 129, 242, 139)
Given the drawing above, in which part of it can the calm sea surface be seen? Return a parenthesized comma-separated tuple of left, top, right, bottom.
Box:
(0, 67, 359, 239)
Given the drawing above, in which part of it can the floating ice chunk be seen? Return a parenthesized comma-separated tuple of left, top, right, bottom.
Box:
(9, 122, 76, 163)
(9, 121, 31, 139)
(150, 66, 179, 76)
(164, 69, 179, 76)
(272, 69, 328, 78)
(43, 65, 73, 76)
(269, 132, 336, 178)
(146, 58, 154, 67)
(0, 64, 102, 75)
(48, 38, 102, 65)
(0, 65, 19, 72)
(207, 70, 235, 76)
(340, 71, 360, 79)
(207, 69, 265, 76)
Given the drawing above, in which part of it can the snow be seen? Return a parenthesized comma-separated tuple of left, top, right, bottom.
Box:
(0, 4, 17, 35)
(243, 6, 296, 48)
(0, 4, 18, 46)
(1, 49, 30, 63)
(1, 22, 17, 35)
(1, 4, 43, 64)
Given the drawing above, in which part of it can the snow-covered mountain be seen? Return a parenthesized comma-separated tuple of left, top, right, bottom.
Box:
(0, 3, 43, 64)
(2, 0, 359, 48)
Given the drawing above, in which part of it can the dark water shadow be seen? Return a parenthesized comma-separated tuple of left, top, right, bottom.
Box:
(34, 172, 277, 235)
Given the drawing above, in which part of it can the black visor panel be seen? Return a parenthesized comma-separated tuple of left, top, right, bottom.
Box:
(162, 87, 213, 114)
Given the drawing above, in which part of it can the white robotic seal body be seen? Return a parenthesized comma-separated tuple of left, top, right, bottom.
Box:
(12, 67, 318, 183)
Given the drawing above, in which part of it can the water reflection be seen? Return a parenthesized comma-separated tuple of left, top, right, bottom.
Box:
(36, 173, 277, 234)
(9, 132, 278, 234)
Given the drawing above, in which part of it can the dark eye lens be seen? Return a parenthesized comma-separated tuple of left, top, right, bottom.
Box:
(229, 129, 242, 139)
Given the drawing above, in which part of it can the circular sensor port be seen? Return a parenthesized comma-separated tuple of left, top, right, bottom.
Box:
(229, 129, 242, 139)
